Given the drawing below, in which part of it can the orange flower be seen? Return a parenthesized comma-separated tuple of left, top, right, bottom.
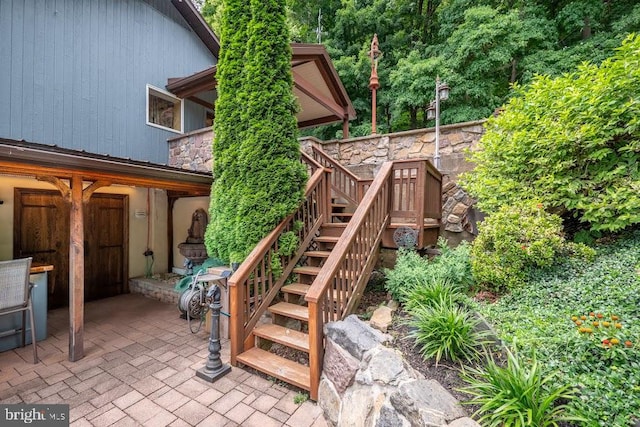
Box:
(603, 321, 611, 327)
(625, 340, 633, 348)
(571, 316, 578, 321)
(611, 315, 619, 321)
(589, 312, 595, 317)
(611, 338, 620, 345)
(575, 320, 583, 326)
(580, 315, 587, 320)
(602, 339, 611, 346)
(596, 313, 604, 319)
(592, 321, 600, 327)
(615, 323, 622, 329)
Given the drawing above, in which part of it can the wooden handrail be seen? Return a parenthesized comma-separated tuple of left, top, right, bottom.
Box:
(305, 161, 393, 400)
(229, 158, 328, 365)
(311, 146, 363, 205)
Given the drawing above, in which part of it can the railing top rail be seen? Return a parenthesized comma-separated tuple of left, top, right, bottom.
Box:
(305, 161, 394, 303)
(311, 146, 362, 183)
(301, 150, 324, 172)
(391, 158, 442, 180)
(228, 166, 325, 287)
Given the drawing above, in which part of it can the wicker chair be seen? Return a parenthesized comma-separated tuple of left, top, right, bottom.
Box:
(0, 257, 38, 363)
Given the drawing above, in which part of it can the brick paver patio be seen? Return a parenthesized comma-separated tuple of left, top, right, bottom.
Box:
(0, 294, 327, 426)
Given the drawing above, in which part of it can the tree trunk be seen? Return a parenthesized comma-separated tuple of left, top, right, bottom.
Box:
(582, 16, 591, 39)
(510, 58, 518, 83)
(410, 107, 417, 129)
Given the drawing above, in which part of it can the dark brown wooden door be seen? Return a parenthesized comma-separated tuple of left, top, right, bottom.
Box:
(14, 189, 70, 309)
(14, 189, 128, 309)
(84, 194, 128, 301)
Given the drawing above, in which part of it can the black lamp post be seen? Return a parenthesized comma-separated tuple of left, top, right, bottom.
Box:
(196, 284, 231, 382)
(426, 77, 450, 170)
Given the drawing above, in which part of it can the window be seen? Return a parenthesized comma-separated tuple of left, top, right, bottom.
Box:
(204, 109, 215, 127)
(146, 85, 183, 133)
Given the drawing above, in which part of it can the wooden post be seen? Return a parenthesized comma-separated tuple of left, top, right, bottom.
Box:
(69, 174, 85, 362)
(308, 302, 322, 401)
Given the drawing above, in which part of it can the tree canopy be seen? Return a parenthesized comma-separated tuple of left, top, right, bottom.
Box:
(200, 0, 640, 138)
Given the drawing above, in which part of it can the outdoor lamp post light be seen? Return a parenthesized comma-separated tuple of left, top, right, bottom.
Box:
(196, 284, 231, 382)
(427, 77, 450, 170)
(369, 34, 382, 135)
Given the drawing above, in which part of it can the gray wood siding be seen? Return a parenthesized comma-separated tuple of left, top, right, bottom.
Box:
(0, 0, 216, 164)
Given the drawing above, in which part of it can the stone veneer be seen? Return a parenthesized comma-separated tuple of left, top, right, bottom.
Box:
(167, 121, 485, 238)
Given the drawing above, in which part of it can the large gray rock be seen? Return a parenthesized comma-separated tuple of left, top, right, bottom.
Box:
(318, 377, 341, 426)
(447, 417, 481, 427)
(324, 315, 391, 360)
(323, 338, 360, 393)
(339, 384, 382, 427)
(362, 347, 413, 386)
(375, 404, 410, 427)
(390, 380, 466, 426)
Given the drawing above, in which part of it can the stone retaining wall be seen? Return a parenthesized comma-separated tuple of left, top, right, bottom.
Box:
(319, 315, 480, 427)
(167, 121, 485, 240)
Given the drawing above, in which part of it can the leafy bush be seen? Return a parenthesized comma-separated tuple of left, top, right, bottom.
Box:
(406, 299, 490, 364)
(460, 34, 640, 232)
(471, 202, 594, 293)
(460, 349, 581, 427)
(474, 230, 640, 425)
(385, 239, 473, 302)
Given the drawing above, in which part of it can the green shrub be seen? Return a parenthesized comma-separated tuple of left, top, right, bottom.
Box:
(460, 34, 640, 233)
(471, 202, 594, 293)
(384, 248, 431, 302)
(406, 299, 490, 364)
(460, 350, 582, 427)
(385, 239, 473, 302)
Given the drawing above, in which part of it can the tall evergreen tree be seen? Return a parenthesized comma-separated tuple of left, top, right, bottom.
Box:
(205, 0, 306, 263)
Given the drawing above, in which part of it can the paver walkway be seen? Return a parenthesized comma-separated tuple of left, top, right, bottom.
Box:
(0, 294, 327, 426)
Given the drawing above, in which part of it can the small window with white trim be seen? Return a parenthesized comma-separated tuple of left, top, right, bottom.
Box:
(146, 84, 183, 133)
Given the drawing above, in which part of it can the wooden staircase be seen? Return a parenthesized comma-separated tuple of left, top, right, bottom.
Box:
(228, 147, 442, 399)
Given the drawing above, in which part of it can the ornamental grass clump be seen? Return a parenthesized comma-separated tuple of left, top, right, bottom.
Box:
(406, 298, 490, 364)
(460, 349, 582, 427)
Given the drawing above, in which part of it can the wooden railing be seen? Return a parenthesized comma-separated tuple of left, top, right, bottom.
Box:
(305, 161, 394, 400)
(311, 146, 366, 204)
(389, 160, 442, 247)
(228, 154, 329, 364)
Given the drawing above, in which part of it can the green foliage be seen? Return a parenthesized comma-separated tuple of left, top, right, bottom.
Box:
(384, 240, 473, 303)
(403, 279, 462, 313)
(474, 230, 640, 425)
(461, 34, 640, 232)
(205, 0, 307, 263)
(293, 392, 309, 404)
(406, 299, 490, 364)
(277, 231, 299, 257)
(460, 350, 582, 427)
(471, 202, 595, 293)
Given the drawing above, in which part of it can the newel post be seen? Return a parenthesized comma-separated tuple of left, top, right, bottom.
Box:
(308, 301, 323, 401)
(228, 278, 242, 366)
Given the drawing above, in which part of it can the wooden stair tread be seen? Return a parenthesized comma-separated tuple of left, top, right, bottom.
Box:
(268, 302, 309, 321)
(322, 223, 347, 228)
(332, 203, 348, 208)
(282, 283, 311, 295)
(389, 222, 440, 229)
(254, 323, 309, 352)
(237, 347, 310, 391)
(304, 250, 331, 258)
(293, 266, 321, 276)
(331, 212, 354, 217)
(315, 235, 340, 243)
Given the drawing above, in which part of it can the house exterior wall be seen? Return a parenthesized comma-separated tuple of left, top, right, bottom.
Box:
(0, 0, 216, 164)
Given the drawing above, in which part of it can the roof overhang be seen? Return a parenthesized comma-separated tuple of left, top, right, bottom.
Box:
(0, 139, 212, 196)
(171, 0, 220, 57)
(166, 43, 356, 129)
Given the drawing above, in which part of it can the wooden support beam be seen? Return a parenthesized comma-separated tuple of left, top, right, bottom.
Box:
(292, 70, 344, 119)
(69, 174, 85, 362)
(82, 180, 111, 203)
(36, 175, 71, 201)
